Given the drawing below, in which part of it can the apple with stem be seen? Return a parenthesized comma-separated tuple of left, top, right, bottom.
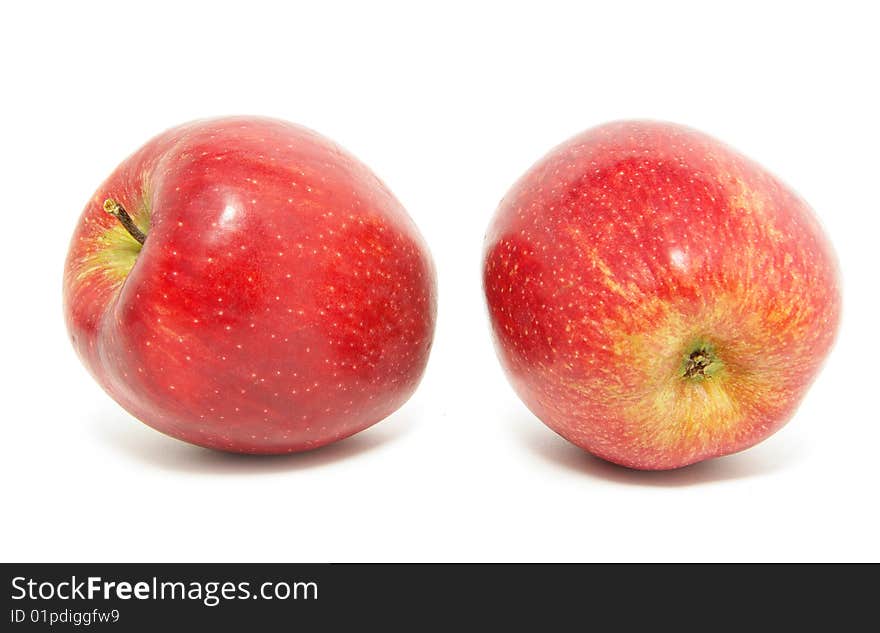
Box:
(483, 120, 841, 470)
(64, 117, 436, 453)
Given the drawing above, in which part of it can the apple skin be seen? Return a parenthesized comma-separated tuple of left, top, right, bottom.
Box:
(483, 120, 841, 470)
(64, 117, 436, 453)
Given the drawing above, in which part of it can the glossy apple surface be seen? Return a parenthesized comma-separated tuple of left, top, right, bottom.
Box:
(64, 117, 436, 453)
(484, 121, 840, 470)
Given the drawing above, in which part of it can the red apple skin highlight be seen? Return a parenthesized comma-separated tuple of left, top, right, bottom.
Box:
(64, 117, 436, 453)
(483, 120, 841, 470)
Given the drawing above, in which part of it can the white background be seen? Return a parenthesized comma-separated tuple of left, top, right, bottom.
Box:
(2, 1, 878, 562)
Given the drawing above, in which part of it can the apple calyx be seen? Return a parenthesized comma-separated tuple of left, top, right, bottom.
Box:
(104, 198, 147, 245)
(681, 341, 723, 381)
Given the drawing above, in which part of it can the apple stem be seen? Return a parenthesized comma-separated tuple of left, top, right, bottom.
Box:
(683, 350, 712, 378)
(681, 345, 724, 381)
(103, 199, 147, 245)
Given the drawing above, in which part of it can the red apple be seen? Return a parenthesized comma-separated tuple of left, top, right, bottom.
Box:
(484, 120, 841, 470)
(64, 117, 436, 453)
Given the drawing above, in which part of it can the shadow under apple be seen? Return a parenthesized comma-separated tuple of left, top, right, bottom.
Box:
(92, 406, 415, 475)
(510, 411, 805, 487)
